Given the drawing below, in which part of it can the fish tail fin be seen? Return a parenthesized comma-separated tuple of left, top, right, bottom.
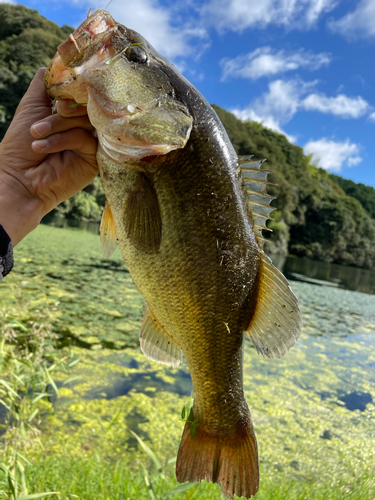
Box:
(176, 417, 259, 499)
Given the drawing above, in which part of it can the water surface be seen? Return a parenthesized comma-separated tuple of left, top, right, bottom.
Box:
(42, 215, 375, 295)
(1, 224, 374, 498)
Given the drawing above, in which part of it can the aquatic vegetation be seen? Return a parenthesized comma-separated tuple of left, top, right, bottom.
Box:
(0, 225, 142, 351)
(180, 401, 200, 439)
(1, 225, 375, 498)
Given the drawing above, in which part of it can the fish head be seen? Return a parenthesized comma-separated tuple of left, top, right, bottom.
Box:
(45, 9, 193, 163)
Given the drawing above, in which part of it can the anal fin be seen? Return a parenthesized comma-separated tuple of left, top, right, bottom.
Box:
(140, 308, 183, 368)
(100, 200, 117, 259)
(245, 252, 302, 358)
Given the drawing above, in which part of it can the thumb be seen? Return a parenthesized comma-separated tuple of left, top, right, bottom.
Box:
(27, 67, 49, 99)
(2, 67, 53, 165)
(15, 67, 51, 118)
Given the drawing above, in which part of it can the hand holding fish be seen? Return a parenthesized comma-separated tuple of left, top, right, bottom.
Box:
(0, 67, 98, 245)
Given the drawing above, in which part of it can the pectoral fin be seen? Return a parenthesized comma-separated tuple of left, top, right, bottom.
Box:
(100, 200, 117, 259)
(140, 308, 183, 368)
(124, 173, 162, 254)
(245, 252, 302, 358)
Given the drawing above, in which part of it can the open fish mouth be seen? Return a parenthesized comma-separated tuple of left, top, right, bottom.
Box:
(44, 9, 193, 162)
(44, 11, 117, 96)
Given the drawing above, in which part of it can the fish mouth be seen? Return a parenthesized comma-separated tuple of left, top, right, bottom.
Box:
(45, 9, 193, 163)
(44, 10, 117, 95)
(98, 130, 185, 163)
(56, 9, 116, 67)
(87, 88, 188, 162)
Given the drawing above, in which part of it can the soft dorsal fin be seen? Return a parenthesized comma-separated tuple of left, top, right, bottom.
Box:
(124, 173, 162, 254)
(238, 155, 276, 249)
(140, 308, 183, 368)
(245, 251, 302, 358)
(100, 200, 117, 259)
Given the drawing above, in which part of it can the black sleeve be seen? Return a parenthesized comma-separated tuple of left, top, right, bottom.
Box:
(0, 225, 14, 280)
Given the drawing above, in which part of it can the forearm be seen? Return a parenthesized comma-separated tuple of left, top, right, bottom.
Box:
(0, 171, 44, 246)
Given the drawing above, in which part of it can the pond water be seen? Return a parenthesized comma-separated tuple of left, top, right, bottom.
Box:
(41, 214, 375, 295)
(41, 213, 102, 235)
(271, 254, 375, 295)
(1, 224, 374, 498)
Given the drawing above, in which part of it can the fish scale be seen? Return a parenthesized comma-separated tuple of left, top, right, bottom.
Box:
(45, 9, 302, 498)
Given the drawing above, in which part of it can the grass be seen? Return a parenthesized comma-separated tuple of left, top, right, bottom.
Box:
(23, 455, 375, 500)
(0, 224, 375, 499)
(0, 304, 79, 499)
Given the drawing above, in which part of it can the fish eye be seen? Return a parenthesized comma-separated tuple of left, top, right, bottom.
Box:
(125, 46, 148, 64)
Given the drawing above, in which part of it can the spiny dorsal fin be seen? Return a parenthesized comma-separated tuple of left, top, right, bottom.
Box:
(245, 251, 302, 358)
(140, 308, 183, 368)
(100, 200, 117, 259)
(238, 155, 277, 249)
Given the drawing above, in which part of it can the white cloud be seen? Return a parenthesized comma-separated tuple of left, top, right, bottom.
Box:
(231, 78, 372, 142)
(304, 138, 363, 171)
(104, 0, 209, 59)
(302, 93, 369, 118)
(328, 0, 375, 38)
(231, 79, 316, 141)
(220, 47, 332, 80)
(53, 0, 208, 60)
(201, 0, 337, 33)
(232, 79, 304, 123)
(347, 155, 363, 167)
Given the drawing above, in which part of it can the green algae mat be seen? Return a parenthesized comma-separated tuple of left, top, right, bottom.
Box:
(1, 225, 375, 499)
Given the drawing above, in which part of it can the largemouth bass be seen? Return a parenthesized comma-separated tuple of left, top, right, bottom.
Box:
(45, 9, 302, 498)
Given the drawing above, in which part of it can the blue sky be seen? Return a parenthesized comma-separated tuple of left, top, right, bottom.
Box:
(9, 0, 375, 187)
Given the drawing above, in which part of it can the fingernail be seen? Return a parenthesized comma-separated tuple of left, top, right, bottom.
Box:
(32, 121, 50, 137)
(32, 139, 49, 151)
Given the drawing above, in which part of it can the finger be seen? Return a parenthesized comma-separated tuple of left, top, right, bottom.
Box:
(56, 99, 89, 117)
(31, 128, 97, 156)
(31, 114, 94, 139)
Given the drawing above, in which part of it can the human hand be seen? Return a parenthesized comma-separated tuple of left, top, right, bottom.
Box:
(0, 67, 98, 245)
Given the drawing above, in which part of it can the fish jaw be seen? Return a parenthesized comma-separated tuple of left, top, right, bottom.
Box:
(44, 10, 193, 163)
(44, 9, 117, 98)
(97, 130, 187, 163)
(86, 88, 192, 163)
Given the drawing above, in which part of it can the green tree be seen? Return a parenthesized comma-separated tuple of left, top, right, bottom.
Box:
(0, 3, 74, 138)
(213, 105, 375, 269)
(0, 4, 104, 222)
(329, 173, 375, 218)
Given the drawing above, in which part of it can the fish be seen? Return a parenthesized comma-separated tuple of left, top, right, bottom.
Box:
(45, 9, 302, 499)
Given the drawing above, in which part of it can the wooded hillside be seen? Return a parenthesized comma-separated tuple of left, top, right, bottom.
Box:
(0, 3, 73, 138)
(1, 4, 374, 269)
